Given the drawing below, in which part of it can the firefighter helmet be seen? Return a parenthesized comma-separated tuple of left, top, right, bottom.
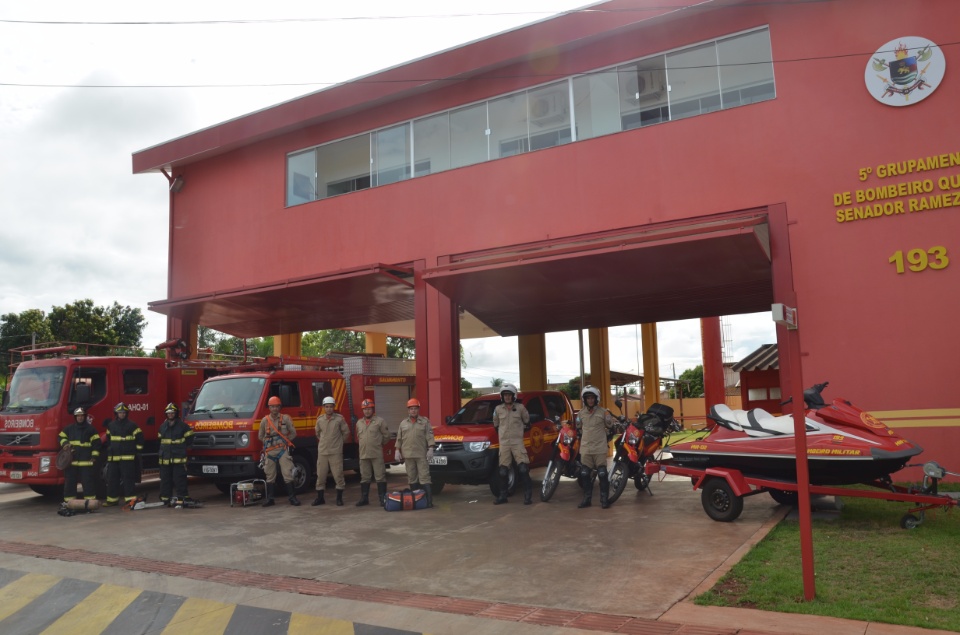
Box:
(500, 383, 518, 398)
(164, 403, 178, 414)
(114, 402, 129, 413)
(581, 385, 601, 402)
(73, 407, 86, 416)
(267, 396, 282, 407)
(361, 399, 375, 409)
(406, 398, 421, 408)
(322, 396, 336, 406)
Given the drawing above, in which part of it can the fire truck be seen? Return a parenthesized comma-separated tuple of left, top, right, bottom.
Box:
(0, 341, 225, 498)
(185, 354, 415, 494)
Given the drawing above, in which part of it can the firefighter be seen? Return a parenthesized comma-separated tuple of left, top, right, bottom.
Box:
(492, 383, 532, 505)
(312, 396, 350, 506)
(259, 396, 300, 507)
(58, 407, 102, 504)
(394, 398, 435, 508)
(158, 403, 194, 505)
(575, 385, 616, 509)
(104, 402, 143, 507)
(355, 398, 390, 507)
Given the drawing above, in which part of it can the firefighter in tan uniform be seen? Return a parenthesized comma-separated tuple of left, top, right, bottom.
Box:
(575, 385, 616, 509)
(259, 396, 300, 507)
(492, 383, 532, 505)
(394, 398, 435, 508)
(312, 396, 350, 506)
(355, 398, 390, 507)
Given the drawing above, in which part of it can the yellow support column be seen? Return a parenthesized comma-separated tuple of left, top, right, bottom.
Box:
(365, 332, 388, 356)
(518, 334, 547, 391)
(641, 323, 660, 410)
(588, 328, 612, 409)
(272, 333, 302, 357)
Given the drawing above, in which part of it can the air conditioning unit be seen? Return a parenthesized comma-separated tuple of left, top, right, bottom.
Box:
(529, 92, 568, 127)
(629, 71, 664, 103)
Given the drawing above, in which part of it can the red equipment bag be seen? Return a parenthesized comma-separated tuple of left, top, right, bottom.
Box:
(384, 488, 428, 511)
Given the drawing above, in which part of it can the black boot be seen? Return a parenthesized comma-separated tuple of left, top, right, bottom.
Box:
(263, 483, 276, 507)
(335, 489, 344, 506)
(493, 466, 509, 505)
(578, 470, 594, 508)
(411, 481, 421, 492)
(377, 481, 387, 507)
(599, 468, 611, 509)
(519, 464, 533, 505)
(356, 483, 370, 507)
(311, 489, 325, 506)
(424, 483, 433, 508)
(287, 482, 301, 506)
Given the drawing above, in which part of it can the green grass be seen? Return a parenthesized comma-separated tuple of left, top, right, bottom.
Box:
(695, 484, 960, 631)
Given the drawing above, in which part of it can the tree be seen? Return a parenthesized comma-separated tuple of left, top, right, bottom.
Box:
(460, 377, 479, 399)
(669, 365, 704, 398)
(301, 330, 365, 357)
(387, 336, 414, 359)
(0, 309, 54, 374)
(491, 377, 504, 389)
(558, 374, 590, 401)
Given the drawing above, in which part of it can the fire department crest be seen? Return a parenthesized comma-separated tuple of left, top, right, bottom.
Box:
(865, 37, 944, 106)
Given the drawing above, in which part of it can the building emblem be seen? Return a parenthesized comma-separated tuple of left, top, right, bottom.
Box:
(865, 37, 944, 106)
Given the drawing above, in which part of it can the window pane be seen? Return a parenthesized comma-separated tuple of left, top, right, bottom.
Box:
(449, 103, 488, 169)
(317, 134, 371, 199)
(718, 29, 775, 108)
(619, 57, 669, 130)
(286, 149, 316, 206)
(374, 123, 410, 186)
(768, 386, 781, 400)
(527, 81, 571, 150)
(747, 388, 768, 401)
(123, 369, 149, 395)
(413, 113, 450, 176)
(573, 70, 620, 140)
(489, 92, 529, 158)
(667, 43, 721, 120)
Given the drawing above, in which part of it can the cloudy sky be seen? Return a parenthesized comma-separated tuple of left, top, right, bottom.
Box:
(1, 0, 776, 387)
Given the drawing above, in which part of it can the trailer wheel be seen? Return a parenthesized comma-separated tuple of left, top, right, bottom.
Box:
(701, 478, 744, 522)
(900, 514, 921, 530)
(768, 489, 799, 507)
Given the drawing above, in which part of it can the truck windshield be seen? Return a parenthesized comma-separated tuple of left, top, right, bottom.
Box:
(190, 377, 265, 418)
(449, 398, 520, 425)
(3, 366, 66, 412)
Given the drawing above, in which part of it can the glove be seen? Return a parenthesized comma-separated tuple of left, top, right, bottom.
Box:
(426, 447, 435, 461)
(395, 449, 403, 462)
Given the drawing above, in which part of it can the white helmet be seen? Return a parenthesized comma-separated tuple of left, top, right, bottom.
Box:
(322, 396, 336, 406)
(581, 385, 601, 401)
(500, 383, 518, 398)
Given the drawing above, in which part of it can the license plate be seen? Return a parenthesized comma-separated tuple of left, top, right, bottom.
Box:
(202, 465, 219, 474)
(10, 471, 23, 480)
(428, 456, 447, 466)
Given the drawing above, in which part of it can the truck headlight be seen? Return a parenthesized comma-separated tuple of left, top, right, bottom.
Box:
(238, 433, 250, 448)
(40, 456, 51, 473)
(466, 441, 490, 452)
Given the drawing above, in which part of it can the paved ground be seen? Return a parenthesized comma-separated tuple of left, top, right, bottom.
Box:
(0, 471, 953, 634)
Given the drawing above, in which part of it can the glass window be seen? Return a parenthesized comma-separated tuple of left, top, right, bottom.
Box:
(269, 381, 302, 408)
(373, 123, 411, 186)
(413, 113, 450, 176)
(317, 134, 371, 199)
(768, 386, 781, 400)
(191, 377, 264, 418)
(123, 369, 149, 395)
(286, 149, 316, 206)
(666, 43, 721, 120)
(69, 367, 108, 411)
(489, 92, 530, 158)
(311, 381, 332, 408)
(619, 57, 669, 130)
(542, 394, 568, 420)
(747, 388, 768, 401)
(527, 81, 571, 150)
(572, 70, 620, 140)
(449, 103, 488, 169)
(4, 366, 65, 410)
(524, 397, 545, 420)
(718, 30, 775, 108)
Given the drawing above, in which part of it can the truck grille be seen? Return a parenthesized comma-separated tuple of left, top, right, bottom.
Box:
(0, 433, 40, 447)
(190, 432, 239, 449)
(435, 442, 464, 453)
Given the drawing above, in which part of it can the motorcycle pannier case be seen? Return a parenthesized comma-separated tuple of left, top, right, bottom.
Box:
(384, 488, 428, 511)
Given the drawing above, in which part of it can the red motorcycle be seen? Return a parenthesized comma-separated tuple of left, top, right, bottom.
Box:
(607, 402, 680, 505)
(539, 418, 582, 502)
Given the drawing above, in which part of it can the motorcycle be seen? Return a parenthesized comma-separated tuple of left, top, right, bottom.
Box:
(607, 402, 681, 505)
(539, 417, 582, 502)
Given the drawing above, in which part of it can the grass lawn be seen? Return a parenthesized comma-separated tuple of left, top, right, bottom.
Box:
(695, 484, 960, 631)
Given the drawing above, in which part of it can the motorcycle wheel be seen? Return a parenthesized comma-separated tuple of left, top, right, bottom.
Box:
(607, 460, 629, 504)
(540, 460, 562, 502)
(634, 473, 652, 491)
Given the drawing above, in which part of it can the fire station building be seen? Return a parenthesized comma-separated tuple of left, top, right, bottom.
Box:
(133, 0, 960, 466)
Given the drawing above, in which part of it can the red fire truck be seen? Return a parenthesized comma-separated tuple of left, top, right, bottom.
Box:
(185, 355, 415, 493)
(0, 342, 224, 498)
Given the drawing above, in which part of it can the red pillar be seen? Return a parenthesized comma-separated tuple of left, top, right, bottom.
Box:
(700, 317, 725, 407)
(414, 261, 461, 422)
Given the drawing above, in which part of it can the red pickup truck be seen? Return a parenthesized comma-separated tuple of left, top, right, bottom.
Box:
(428, 390, 574, 496)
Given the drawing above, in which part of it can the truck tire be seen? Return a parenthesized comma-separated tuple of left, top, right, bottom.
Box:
(701, 477, 744, 522)
(431, 478, 445, 495)
(215, 483, 232, 495)
(488, 464, 516, 497)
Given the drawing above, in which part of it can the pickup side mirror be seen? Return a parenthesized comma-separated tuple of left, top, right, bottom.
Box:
(614, 398, 623, 410)
(445, 415, 453, 424)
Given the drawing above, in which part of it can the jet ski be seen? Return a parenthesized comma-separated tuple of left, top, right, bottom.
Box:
(665, 382, 923, 486)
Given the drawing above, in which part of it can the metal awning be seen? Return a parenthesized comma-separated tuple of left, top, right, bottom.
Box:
(422, 211, 773, 337)
(149, 264, 414, 339)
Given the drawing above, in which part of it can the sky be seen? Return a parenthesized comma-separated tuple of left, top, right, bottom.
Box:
(0, 1, 776, 387)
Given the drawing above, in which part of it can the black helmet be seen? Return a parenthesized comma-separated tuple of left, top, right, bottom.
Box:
(164, 403, 178, 414)
(647, 402, 674, 423)
(114, 402, 129, 413)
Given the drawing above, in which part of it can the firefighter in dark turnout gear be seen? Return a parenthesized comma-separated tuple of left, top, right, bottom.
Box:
(59, 407, 102, 503)
(159, 403, 194, 504)
(104, 403, 143, 506)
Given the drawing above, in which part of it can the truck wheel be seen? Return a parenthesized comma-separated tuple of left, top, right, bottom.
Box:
(215, 483, 232, 495)
(290, 454, 312, 494)
(30, 485, 61, 499)
(431, 479, 445, 495)
(488, 464, 516, 497)
(701, 478, 744, 522)
(540, 460, 562, 502)
(607, 461, 629, 504)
